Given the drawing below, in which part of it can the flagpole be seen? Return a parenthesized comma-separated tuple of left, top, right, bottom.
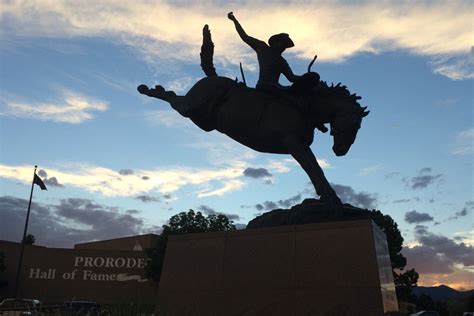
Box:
(14, 165, 37, 298)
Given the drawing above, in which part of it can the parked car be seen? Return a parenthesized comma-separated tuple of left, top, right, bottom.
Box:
(410, 311, 440, 316)
(64, 301, 100, 316)
(0, 298, 42, 316)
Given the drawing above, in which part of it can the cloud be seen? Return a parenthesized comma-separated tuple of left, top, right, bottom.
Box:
(2, 1, 472, 80)
(446, 201, 473, 221)
(267, 158, 329, 174)
(267, 159, 299, 173)
(452, 127, 474, 155)
(145, 109, 194, 129)
(185, 134, 257, 167)
(243, 167, 272, 178)
(404, 168, 443, 189)
(0, 163, 246, 198)
(197, 179, 245, 198)
(135, 195, 160, 203)
(0, 196, 154, 248)
(358, 165, 381, 176)
(0, 90, 108, 123)
(404, 225, 474, 275)
(255, 193, 303, 211)
(431, 46, 474, 80)
(37, 169, 48, 178)
(393, 199, 411, 203)
(404, 210, 434, 224)
(35, 169, 63, 187)
(197, 204, 240, 221)
(331, 183, 377, 209)
(44, 177, 63, 188)
(118, 169, 134, 175)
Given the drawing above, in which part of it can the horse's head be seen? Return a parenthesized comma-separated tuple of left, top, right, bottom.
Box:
(330, 107, 369, 156)
(322, 84, 369, 156)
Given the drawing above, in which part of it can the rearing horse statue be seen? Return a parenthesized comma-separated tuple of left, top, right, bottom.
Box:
(138, 25, 369, 211)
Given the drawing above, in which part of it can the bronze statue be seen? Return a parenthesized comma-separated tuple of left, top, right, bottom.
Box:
(138, 21, 369, 212)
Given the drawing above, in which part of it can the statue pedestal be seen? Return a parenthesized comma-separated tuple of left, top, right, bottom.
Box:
(156, 219, 398, 315)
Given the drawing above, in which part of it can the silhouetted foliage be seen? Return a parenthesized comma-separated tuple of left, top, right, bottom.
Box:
(0, 252, 5, 272)
(445, 293, 474, 315)
(22, 234, 35, 245)
(416, 294, 435, 311)
(145, 210, 236, 283)
(369, 210, 419, 302)
(0, 252, 7, 289)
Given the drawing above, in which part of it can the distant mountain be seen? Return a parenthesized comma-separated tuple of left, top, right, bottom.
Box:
(412, 285, 474, 301)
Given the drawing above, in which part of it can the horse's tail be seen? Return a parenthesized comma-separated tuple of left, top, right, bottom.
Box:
(200, 25, 218, 77)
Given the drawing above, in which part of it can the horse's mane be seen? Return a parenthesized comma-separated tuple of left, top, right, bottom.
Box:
(314, 80, 363, 111)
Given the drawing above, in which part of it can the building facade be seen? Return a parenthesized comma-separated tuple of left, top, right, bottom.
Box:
(0, 234, 159, 304)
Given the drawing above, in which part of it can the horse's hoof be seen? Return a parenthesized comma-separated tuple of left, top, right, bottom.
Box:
(154, 85, 165, 93)
(137, 84, 149, 94)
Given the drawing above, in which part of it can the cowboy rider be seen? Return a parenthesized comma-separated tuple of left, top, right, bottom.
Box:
(228, 12, 327, 132)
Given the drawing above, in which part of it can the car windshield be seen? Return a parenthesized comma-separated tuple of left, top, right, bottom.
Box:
(1, 300, 35, 308)
(1, 301, 16, 308)
(65, 302, 98, 310)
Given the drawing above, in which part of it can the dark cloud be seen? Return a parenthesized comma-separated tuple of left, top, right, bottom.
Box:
(331, 184, 377, 209)
(126, 209, 140, 214)
(37, 169, 48, 178)
(254, 194, 303, 211)
(163, 194, 172, 200)
(44, 177, 63, 187)
(135, 195, 160, 203)
(263, 201, 278, 209)
(420, 167, 432, 173)
(36, 170, 63, 187)
(118, 169, 134, 175)
(235, 223, 246, 230)
(403, 225, 474, 274)
(404, 168, 443, 189)
(242, 167, 272, 179)
(393, 199, 411, 203)
(446, 201, 473, 221)
(277, 194, 302, 208)
(404, 210, 434, 224)
(0, 196, 149, 248)
(198, 204, 216, 214)
(142, 176, 150, 180)
(197, 205, 240, 221)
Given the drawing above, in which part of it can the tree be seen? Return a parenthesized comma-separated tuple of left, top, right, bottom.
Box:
(369, 210, 419, 302)
(22, 234, 35, 245)
(416, 294, 435, 311)
(0, 252, 5, 273)
(0, 252, 7, 289)
(145, 210, 236, 283)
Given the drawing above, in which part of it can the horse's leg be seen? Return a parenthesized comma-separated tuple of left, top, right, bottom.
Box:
(137, 84, 191, 117)
(284, 137, 342, 212)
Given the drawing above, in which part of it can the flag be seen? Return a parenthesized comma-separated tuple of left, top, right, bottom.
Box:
(33, 174, 47, 190)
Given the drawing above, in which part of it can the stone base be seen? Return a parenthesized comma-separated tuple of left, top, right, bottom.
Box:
(156, 219, 398, 316)
(247, 198, 370, 228)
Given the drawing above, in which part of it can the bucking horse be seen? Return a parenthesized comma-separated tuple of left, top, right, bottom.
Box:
(138, 25, 369, 212)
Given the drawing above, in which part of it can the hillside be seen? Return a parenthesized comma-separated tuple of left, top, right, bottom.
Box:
(412, 285, 474, 301)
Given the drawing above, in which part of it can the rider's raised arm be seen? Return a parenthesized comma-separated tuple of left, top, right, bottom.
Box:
(228, 12, 264, 50)
(281, 59, 301, 83)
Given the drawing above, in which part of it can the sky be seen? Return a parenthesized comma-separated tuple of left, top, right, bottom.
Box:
(0, 1, 473, 290)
